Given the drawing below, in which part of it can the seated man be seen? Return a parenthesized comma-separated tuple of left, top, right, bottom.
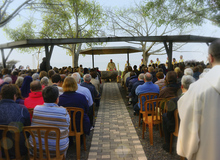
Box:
(130, 73, 145, 106)
(133, 73, 160, 114)
(24, 81, 44, 109)
(0, 84, 31, 158)
(31, 86, 70, 156)
(81, 74, 101, 130)
(162, 75, 195, 152)
(51, 73, 63, 95)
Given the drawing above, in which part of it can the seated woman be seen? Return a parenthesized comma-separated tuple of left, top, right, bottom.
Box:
(58, 76, 91, 135)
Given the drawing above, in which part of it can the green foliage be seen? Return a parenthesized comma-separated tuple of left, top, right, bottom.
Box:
(4, 0, 105, 66)
(144, 0, 220, 27)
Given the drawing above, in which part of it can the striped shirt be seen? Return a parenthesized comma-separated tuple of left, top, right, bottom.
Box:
(30, 103, 70, 156)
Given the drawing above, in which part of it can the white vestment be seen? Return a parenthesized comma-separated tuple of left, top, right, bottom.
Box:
(177, 65, 220, 160)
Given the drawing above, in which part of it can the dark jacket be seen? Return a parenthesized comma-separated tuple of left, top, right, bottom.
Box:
(0, 99, 31, 158)
(81, 82, 98, 101)
(128, 75, 138, 92)
(159, 83, 181, 98)
(167, 97, 179, 132)
(130, 80, 145, 106)
(58, 91, 91, 135)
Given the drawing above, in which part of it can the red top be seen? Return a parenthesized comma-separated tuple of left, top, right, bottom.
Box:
(24, 91, 44, 119)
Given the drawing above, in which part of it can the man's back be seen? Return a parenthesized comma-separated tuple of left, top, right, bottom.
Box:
(81, 82, 97, 101)
(31, 103, 70, 156)
(177, 65, 220, 160)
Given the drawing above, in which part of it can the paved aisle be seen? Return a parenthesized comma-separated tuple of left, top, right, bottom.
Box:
(88, 83, 147, 160)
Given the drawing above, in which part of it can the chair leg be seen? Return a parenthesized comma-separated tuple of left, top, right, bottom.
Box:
(169, 133, 173, 154)
(83, 134, 86, 151)
(139, 113, 141, 126)
(180, 156, 185, 160)
(76, 134, 81, 160)
(149, 123, 153, 146)
(159, 124, 163, 137)
(142, 122, 145, 139)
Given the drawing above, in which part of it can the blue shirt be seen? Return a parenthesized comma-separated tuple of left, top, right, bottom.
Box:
(76, 84, 93, 107)
(135, 81, 160, 110)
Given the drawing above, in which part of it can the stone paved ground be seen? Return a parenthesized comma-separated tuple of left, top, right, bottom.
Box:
(88, 82, 147, 160)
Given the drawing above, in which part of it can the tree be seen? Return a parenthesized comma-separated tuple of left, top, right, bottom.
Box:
(0, 0, 32, 27)
(4, 0, 105, 67)
(107, 1, 197, 65)
(159, 0, 220, 27)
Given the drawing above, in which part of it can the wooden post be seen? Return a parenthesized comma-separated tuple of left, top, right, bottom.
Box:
(44, 45, 54, 71)
(92, 52, 94, 69)
(163, 41, 173, 71)
(1, 49, 6, 68)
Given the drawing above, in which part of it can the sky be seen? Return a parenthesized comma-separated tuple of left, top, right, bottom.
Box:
(0, 0, 220, 71)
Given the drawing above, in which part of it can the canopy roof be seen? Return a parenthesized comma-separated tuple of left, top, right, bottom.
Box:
(79, 46, 142, 55)
(0, 35, 217, 50)
(0, 35, 219, 70)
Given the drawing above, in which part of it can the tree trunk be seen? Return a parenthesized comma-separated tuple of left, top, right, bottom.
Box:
(143, 51, 150, 66)
(72, 52, 79, 67)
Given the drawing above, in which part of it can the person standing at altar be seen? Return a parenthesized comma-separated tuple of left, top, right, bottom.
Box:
(106, 59, 116, 71)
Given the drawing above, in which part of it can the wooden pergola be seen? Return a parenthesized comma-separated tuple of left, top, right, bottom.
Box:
(79, 46, 142, 68)
(0, 35, 218, 71)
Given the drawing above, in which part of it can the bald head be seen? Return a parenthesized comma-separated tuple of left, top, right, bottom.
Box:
(144, 73, 153, 82)
(30, 80, 42, 92)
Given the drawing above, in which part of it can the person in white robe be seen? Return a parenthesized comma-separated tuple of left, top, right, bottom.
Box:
(177, 39, 220, 160)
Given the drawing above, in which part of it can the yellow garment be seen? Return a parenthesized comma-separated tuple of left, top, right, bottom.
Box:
(156, 61, 160, 65)
(172, 61, 177, 65)
(106, 62, 116, 71)
(179, 59, 184, 63)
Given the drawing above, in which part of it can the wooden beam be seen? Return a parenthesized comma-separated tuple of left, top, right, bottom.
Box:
(45, 45, 54, 72)
(5, 48, 13, 61)
(1, 49, 6, 68)
(92, 52, 94, 69)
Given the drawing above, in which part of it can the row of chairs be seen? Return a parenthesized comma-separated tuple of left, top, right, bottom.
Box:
(0, 107, 86, 160)
(136, 93, 184, 160)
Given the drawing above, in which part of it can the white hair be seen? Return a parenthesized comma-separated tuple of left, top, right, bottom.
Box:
(83, 74, 91, 82)
(181, 75, 195, 90)
(4, 77, 12, 84)
(138, 73, 145, 80)
(40, 76, 49, 86)
(32, 73, 39, 81)
(184, 68, 193, 76)
(72, 72, 81, 84)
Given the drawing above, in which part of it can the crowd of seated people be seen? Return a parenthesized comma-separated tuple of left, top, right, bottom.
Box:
(0, 59, 211, 158)
(0, 65, 102, 158)
(122, 60, 210, 154)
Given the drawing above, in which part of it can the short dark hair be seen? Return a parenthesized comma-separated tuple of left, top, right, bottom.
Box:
(90, 72, 97, 79)
(48, 69, 55, 78)
(1, 84, 16, 100)
(52, 74, 61, 83)
(30, 80, 42, 91)
(209, 39, 220, 61)
(166, 71, 177, 84)
(42, 86, 59, 103)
